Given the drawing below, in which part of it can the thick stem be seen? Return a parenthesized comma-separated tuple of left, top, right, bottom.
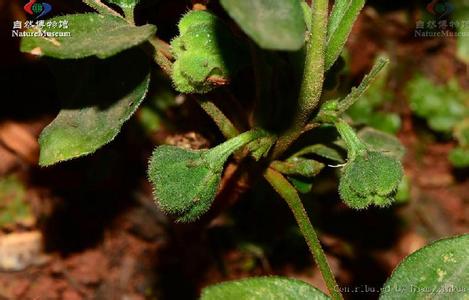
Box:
(272, 0, 329, 158)
(264, 168, 343, 300)
(122, 6, 135, 25)
(334, 118, 366, 158)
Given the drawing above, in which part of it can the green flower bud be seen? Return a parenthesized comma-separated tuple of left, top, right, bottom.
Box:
(148, 129, 266, 222)
(170, 11, 247, 94)
(335, 120, 403, 209)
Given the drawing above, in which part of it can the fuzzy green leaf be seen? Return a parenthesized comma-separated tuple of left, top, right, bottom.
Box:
(20, 13, 156, 59)
(220, 0, 306, 51)
(39, 49, 150, 166)
(201, 276, 329, 300)
(271, 158, 325, 178)
(380, 234, 469, 299)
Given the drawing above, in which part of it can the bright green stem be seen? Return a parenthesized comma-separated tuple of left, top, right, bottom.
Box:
(205, 129, 266, 168)
(82, 0, 122, 17)
(325, 0, 365, 71)
(335, 118, 366, 158)
(200, 100, 240, 139)
(272, 0, 329, 158)
(264, 168, 343, 300)
(337, 56, 389, 114)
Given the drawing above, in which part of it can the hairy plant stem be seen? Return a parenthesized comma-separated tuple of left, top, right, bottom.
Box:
(264, 168, 343, 300)
(199, 100, 240, 139)
(272, 0, 329, 159)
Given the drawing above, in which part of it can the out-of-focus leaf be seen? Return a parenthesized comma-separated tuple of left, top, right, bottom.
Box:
(39, 48, 150, 166)
(220, 0, 306, 50)
(20, 13, 156, 59)
(380, 234, 469, 299)
(201, 276, 330, 300)
(288, 176, 313, 194)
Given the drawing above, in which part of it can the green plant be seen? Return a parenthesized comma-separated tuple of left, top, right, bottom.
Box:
(406, 73, 469, 167)
(19, 0, 466, 298)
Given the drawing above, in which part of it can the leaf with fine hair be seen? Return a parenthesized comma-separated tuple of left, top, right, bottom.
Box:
(201, 276, 329, 300)
(38, 48, 150, 166)
(20, 13, 156, 59)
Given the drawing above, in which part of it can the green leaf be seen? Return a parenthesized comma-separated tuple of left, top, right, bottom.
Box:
(358, 127, 405, 160)
(38, 48, 150, 166)
(220, 0, 306, 51)
(288, 176, 313, 194)
(148, 130, 266, 222)
(20, 13, 156, 59)
(201, 276, 330, 300)
(380, 234, 469, 299)
(406, 74, 469, 133)
(293, 144, 345, 163)
(106, 0, 139, 8)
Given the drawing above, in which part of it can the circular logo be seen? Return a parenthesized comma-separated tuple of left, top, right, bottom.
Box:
(31, 2, 43, 14)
